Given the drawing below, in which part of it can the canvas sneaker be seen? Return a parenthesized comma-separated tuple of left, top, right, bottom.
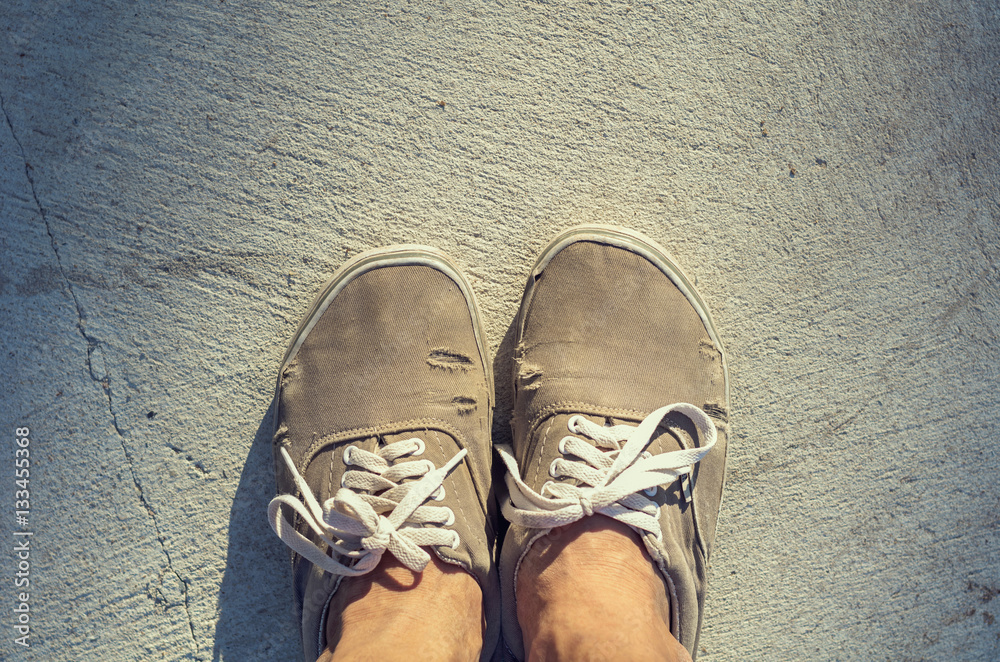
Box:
(268, 245, 501, 661)
(496, 225, 730, 660)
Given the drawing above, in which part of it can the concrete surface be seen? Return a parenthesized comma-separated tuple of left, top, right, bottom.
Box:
(2, 0, 999, 660)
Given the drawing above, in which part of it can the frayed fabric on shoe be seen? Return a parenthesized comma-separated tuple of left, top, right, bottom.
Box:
(269, 247, 501, 661)
(498, 226, 729, 661)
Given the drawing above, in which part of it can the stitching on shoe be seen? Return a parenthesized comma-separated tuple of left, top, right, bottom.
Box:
(648, 550, 682, 643)
(527, 401, 649, 441)
(300, 417, 467, 466)
(432, 428, 475, 529)
(293, 418, 492, 515)
(327, 434, 336, 501)
(525, 401, 717, 584)
(437, 548, 476, 576)
(533, 419, 552, 488)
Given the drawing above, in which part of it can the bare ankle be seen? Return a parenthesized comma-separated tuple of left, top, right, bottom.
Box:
(517, 516, 671, 622)
(516, 516, 688, 662)
(324, 554, 484, 662)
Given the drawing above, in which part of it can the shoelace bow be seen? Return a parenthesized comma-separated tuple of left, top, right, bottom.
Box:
(496, 403, 717, 538)
(268, 438, 465, 575)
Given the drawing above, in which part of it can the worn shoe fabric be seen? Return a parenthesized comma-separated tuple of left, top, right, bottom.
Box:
(497, 225, 729, 660)
(268, 246, 500, 661)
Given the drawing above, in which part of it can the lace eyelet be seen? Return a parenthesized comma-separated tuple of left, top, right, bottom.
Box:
(567, 415, 584, 433)
(644, 486, 657, 497)
(342, 446, 354, 465)
(548, 460, 561, 478)
(431, 486, 446, 502)
(411, 438, 426, 456)
(450, 532, 461, 549)
(339, 473, 348, 488)
(444, 508, 456, 526)
(558, 437, 570, 454)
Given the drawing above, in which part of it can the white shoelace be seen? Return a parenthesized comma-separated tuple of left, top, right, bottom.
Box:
(496, 403, 717, 538)
(268, 438, 465, 575)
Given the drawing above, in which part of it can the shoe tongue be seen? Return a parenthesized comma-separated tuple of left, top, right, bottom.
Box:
(379, 429, 450, 455)
(377, 431, 428, 479)
(378, 431, 416, 448)
(591, 413, 688, 455)
(377, 429, 460, 486)
(524, 411, 689, 493)
(635, 413, 691, 455)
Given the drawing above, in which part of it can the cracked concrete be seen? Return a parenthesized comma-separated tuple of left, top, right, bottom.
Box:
(5, 75, 200, 657)
(2, 0, 1000, 660)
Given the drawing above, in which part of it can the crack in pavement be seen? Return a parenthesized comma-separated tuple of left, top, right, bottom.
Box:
(0, 88, 200, 656)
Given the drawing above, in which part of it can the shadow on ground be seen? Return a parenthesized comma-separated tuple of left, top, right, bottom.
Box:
(212, 404, 299, 661)
(490, 318, 519, 549)
(210, 317, 519, 661)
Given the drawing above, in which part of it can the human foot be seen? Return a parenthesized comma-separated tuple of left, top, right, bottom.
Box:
(497, 226, 729, 660)
(268, 246, 501, 661)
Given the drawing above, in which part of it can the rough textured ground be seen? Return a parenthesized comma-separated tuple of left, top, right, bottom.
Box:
(2, 0, 999, 660)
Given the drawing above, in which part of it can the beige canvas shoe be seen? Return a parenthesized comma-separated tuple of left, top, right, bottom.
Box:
(268, 246, 500, 661)
(497, 225, 729, 660)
